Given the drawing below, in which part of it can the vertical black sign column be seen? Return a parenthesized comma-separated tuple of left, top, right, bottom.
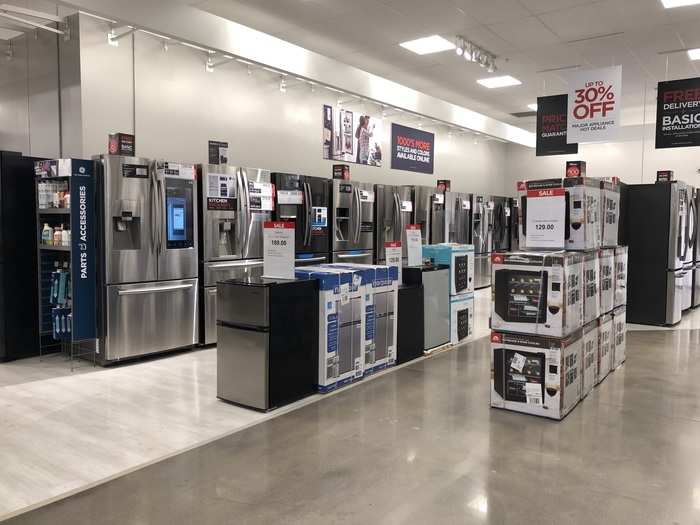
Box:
(536, 95, 578, 156)
(656, 78, 700, 149)
(71, 160, 96, 341)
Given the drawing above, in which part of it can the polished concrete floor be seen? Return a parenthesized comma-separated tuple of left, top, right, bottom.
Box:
(6, 325, 700, 524)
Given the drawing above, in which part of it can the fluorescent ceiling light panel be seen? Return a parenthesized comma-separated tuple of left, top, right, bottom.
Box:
(528, 103, 538, 111)
(477, 75, 522, 88)
(399, 35, 455, 55)
(688, 48, 700, 60)
(661, 0, 700, 7)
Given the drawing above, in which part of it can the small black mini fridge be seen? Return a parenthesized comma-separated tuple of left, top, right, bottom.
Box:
(217, 277, 318, 411)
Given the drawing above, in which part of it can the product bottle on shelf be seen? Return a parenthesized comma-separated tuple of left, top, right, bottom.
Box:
(53, 225, 62, 245)
(61, 228, 70, 246)
(42, 223, 53, 245)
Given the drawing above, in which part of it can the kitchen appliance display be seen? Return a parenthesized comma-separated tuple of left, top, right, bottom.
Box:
(493, 348, 546, 404)
(472, 194, 494, 288)
(494, 270, 548, 324)
(374, 184, 413, 264)
(330, 180, 374, 264)
(444, 192, 472, 245)
(403, 265, 450, 351)
(492, 196, 511, 252)
(422, 243, 474, 296)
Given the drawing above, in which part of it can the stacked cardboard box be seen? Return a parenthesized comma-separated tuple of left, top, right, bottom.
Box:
(491, 162, 628, 420)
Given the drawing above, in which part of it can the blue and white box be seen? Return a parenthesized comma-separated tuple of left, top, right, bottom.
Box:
(295, 266, 365, 391)
(422, 243, 474, 296)
(324, 263, 399, 372)
(450, 293, 474, 345)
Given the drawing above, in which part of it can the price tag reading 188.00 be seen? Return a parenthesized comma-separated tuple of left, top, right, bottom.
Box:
(525, 188, 566, 249)
(263, 221, 295, 279)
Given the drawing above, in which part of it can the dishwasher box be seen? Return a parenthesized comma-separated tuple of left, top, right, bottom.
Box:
(450, 293, 474, 345)
(422, 243, 474, 296)
(597, 312, 613, 383)
(583, 250, 600, 325)
(324, 263, 399, 373)
(614, 246, 628, 308)
(518, 178, 600, 251)
(491, 251, 583, 338)
(599, 248, 615, 314)
(581, 320, 598, 398)
(295, 266, 365, 391)
(612, 305, 627, 369)
(490, 329, 582, 420)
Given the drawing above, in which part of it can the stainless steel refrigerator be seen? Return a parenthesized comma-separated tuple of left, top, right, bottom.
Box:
(492, 196, 511, 252)
(412, 185, 436, 245)
(97, 155, 199, 363)
(374, 184, 413, 264)
(272, 172, 330, 267)
(472, 194, 494, 289)
(694, 187, 700, 308)
(444, 191, 472, 245)
(682, 185, 696, 311)
(626, 181, 686, 325)
(197, 165, 273, 345)
(330, 179, 374, 264)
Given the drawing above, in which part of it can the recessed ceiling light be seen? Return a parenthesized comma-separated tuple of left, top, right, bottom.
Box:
(399, 35, 455, 55)
(528, 103, 538, 111)
(477, 75, 522, 88)
(688, 48, 700, 60)
(661, 0, 700, 7)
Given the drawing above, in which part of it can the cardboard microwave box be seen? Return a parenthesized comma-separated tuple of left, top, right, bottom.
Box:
(581, 319, 599, 399)
(422, 243, 475, 296)
(517, 178, 600, 252)
(612, 305, 627, 369)
(614, 246, 628, 308)
(599, 179, 621, 248)
(450, 293, 474, 345)
(324, 263, 399, 372)
(490, 329, 582, 420)
(598, 248, 615, 314)
(491, 251, 583, 338)
(597, 312, 614, 384)
(295, 266, 365, 391)
(583, 250, 600, 325)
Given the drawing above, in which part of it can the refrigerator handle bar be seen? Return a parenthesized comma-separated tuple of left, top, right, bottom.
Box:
(210, 260, 264, 269)
(304, 181, 312, 246)
(337, 252, 369, 259)
(149, 161, 159, 256)
(117, 283, 194, 296)
(158, 174, 165, 256)
(393, 192, 401, 242)
(295, 256, 326, 263)
(242, 169, 252, 251)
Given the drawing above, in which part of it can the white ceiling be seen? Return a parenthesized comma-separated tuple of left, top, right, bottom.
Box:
(191, 0, 700, 130)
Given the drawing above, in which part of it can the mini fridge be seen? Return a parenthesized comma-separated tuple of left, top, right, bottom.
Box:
(216, 277, 318, 411)
(403, 265, 450, 351)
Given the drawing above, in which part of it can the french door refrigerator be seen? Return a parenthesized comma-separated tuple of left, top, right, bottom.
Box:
(682, 185, 696, 311)
(330, 180, 374, 264)
(97, 155, 199, 363)
(412, 185, 436, 246)
(272, 173, 330, 267)
(0, 151, 40, 361)
(444, 192, 472, 245)
(197, 165, 273, 345)
(694, 187, 700, 308)
(374, 184, 413, 264)
(472, 194, 494, 289)
(626, 181, 686, 326)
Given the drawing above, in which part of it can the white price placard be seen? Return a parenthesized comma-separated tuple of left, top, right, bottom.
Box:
(277, 190, 303, 205)
(263, 221, 295, 279)
(384, 241, 402, 283)
(406, 225, 423, 267)
(525, 188, 566, 249)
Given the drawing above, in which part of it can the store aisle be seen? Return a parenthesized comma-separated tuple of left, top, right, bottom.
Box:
(6, 328, 700, 524)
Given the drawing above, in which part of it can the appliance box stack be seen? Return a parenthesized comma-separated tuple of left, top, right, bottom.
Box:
(493, 166, 628, 419)
(324, 263, 399, 374)
(295, 266, 365, 392)
(423, 243, 475, 345)
(490, 330, 582, 420)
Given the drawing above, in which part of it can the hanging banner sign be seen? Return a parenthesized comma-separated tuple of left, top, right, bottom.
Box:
(525, 188, 566, 249)
(656, 77, 700, 149)
(567, 66, 622, 143)
(536, 95, 578, 156)
(406, 225, 423, 266)
(391, 123, 435, 174)
(384, 241, 402, 283)
(263, 221, 295, 279)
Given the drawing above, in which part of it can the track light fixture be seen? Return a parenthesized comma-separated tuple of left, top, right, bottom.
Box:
(455, 36, 497, 73)
(279, 76, 287, 93)
(205, 56, 214, 73)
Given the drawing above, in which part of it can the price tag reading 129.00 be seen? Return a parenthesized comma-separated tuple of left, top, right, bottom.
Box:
(525, 188, 566, 249)
(263, 221, 295, 279)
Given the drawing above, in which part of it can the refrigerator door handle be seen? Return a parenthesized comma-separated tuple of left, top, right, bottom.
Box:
(520, 196, 527, 237)
(158, 174, 165, 256)
(295, 256, 326, 263)
(149, 161, 159, 256)
(337, 252, 369, 259)
(210, 260, 264, 269)
(351, 186, 359, 244)
(304, 181, 312, 246)
(242, 169, 252, 251)
(235, 169, 245, 253)
(393, 192, 401, 241)
(117, 283, 194, 296)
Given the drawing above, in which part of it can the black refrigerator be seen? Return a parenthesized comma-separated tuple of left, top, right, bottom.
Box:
(216, 277, 319, 411)
(625, 182, 685, 325)
(0, 151, 41, 362)
(272, 173, 330, 266)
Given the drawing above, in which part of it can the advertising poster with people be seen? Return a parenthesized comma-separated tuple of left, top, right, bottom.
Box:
(322, 105, 384, 167)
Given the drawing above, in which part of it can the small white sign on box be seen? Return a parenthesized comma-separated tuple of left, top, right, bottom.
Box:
(406, 225, 423, 266)
(263, 221, 295, 279)
(277, 190, 303, 205)
(525, 188, 566, 249)
(384, 241, 402, 282)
